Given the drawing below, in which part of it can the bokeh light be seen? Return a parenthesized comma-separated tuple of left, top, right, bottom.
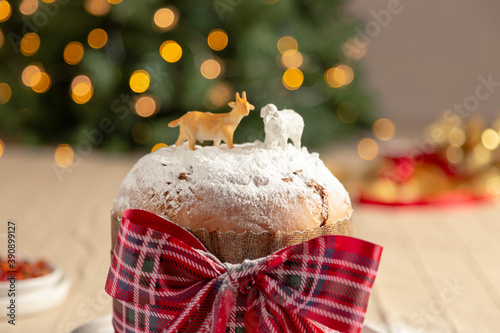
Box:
(325, 65, 354, 88)
(0, 83, 12, 104)
(277, 36, 298, 54)
(282, 68, 303, 90)
(446, 145, 464, 164)
(447, 127, 466, 146)
(129, 70, 150, 93)
(481, 128, 500, 150)
(31, 72, 51, 93)
(342, 37, 367, 61)
(0, 1, 12, 22)
(20, 32, 40, 56)
(151, 143, 168, 153)
(84, 0, 111, 16)
(154, 7, 178, 31)
(0, 29, 4, 48)
(486, 176, 500, 196)
(108, 0, 123, 4)
(134, 95, 158, 117)
(132, 123, 152, 144)
(281, 50, 303, 69)
(87, 28, 108, 49)
(372, 118, 396, 141)
(206, 82, 232, 109)
(0, 139, 4, 157)
(71, 75, 93, 104)
(42, 0, 56, 3)
(207, 29, 228, 51)
(22, 64, 42, 87)
(336, 102, 358, 124)
(358, 138, 379, 160)
(64, 42, 84, 65)
(160, 40, 182, 63)
(54, 144, 74, 168)
(19, 0, 38, 15)
(200, 59, 221, 79)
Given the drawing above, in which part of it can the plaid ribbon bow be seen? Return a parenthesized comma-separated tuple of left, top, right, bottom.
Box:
(105, 209, 382, 333)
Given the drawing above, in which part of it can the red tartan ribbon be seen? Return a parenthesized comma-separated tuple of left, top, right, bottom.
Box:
(105, 209, 383, 333)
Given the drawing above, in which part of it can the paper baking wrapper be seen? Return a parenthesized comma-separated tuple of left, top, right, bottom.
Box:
(111, 211, 352, 264)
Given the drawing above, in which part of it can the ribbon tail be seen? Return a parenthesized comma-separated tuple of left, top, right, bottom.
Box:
(210, 275, 238, 333)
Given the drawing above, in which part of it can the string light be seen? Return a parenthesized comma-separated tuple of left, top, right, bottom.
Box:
(372, 118, 396, 141)
(88, 28, 108, 49)
(325, 65, 354, 88)
(481, 128, 500, 150)
(281, 50, 303, 69)
(22, 64, 42, 87)
(31, 72, 51, 93)
(207, 29, 228, 51)
(129, 70, 150, 93)
(134, 95, 158, 117)
(151, 143, 168, 152)
(154, 7, 178, 31)
(342, 37, 367, 61)
(132, 123, 152, 144)
(108, 0, 123, 4)
(446, 145, 463, 164)
(0, 1, 12, 22)
(54, 144, 74, 168)
(447, 127, 466, 146)
(0, 83, 12, 104)
(64, 42, 84, 65)
(19, 0, 38, 15)
(336, 102, 358, 124)
(84, 0, 111, 16)
(71, 75, 93, 104)
(20, 32, 40, 56)
(277, 36, 297, 54)
(42, 0, 56, 3)
(160, 40, 182, 63)
(200, 59, 221, 79)
(0, 139, 4, 157)
(358, 138, 379, 160)
(282, 68, 303, 90)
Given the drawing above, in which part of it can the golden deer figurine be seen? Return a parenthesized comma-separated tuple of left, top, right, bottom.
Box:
(168, 91, 255, 150)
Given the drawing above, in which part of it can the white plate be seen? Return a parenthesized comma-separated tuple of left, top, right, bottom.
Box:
(0, 266, 70, 317)
(71, 315, 114, 333)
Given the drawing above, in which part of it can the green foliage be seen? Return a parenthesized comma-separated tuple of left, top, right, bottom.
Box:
(0, 0, 376, 151)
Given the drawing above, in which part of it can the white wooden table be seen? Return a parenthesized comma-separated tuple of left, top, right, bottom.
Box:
(1, 146, 499, 332)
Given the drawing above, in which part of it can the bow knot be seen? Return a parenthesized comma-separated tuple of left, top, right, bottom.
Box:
(222, 258, 266, 294)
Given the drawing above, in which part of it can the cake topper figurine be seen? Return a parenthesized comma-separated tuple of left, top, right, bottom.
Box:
(260, 103, 304, 149)
(168, 91, 255, 150)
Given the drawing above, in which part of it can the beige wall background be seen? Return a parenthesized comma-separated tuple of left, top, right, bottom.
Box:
(346, 0, 500, 133)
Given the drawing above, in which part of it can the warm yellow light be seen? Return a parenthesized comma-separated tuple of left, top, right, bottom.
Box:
(481, 128, 500, 150)
(129, 70, 150, 93)
(373, 118, 396, 141)
(207, 29, 228, 51)
(358, 138, 379, 160)
(282, 68, 304, 90)
(342, 37, 367, 61)
(71, 75, 93, 104)
(0, 29, 4, 48)
(160, 40, 182, 63)
(486, 176, 500, 196)
(55, 144, 74, 168)
(0, 83, 11, 104)
(135, 96, 158, 117)
(281, 50, 303, 69)
(446, 146, 463, 164)
(19, 0, 38, 15)
(132, 123, 152, 144)
(151, 143, 168, 153)
(22, 65, 42, 87)
(42, 0, 56, 3)
(0, 139, 4, 157)
(154, 7, 178, 31)
(87, 28, 108, 49)
(84, 0, 111, 16)
(325, 65, 354, 88)
(447, 127, 466, 147)
(64, 42, 84, 65)
(20, 32, 40, 56)
(200, 59, 221, 80)
(108, 0, 122, 4)
(277, 36, 298, 54)
(206, 82, 232, 109)
(336, 102, 358, 124)
(0, 1, 12, 22)
(31, 72, 51, 93)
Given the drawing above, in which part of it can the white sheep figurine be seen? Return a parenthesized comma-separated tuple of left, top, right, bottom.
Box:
(260, 103, 304, 149)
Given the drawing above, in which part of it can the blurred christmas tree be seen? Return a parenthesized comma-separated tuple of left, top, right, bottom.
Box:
(0, 0, 375, 151)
